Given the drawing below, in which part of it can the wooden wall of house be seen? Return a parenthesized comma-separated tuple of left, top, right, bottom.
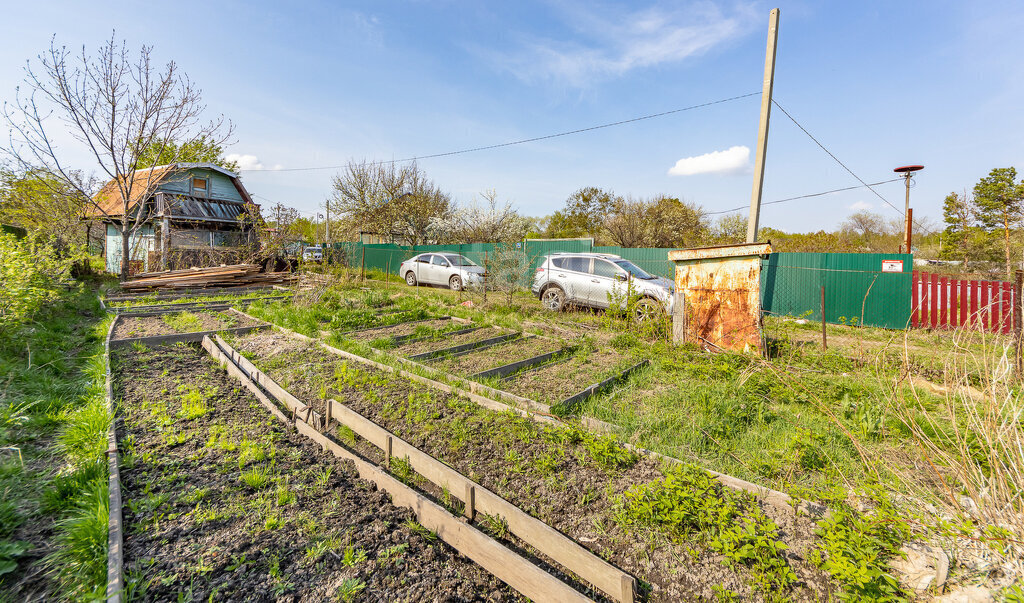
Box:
(105, 223, 155, 274)
(155, 168, 244, 203)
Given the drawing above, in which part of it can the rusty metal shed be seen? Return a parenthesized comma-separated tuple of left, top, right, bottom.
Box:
(668, 242, 772, 354)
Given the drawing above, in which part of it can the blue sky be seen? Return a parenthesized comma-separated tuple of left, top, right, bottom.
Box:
(2, 1, 1022, 234)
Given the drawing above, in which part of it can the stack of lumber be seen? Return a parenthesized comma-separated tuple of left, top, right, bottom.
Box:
(121, 264, 297, 291)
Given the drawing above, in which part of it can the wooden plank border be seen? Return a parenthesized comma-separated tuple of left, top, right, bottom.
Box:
(207, 336, 635, 602)
(104, 315, 125, 602)
(104, 285, 277, 303)
(391, 326, 481, 346)
(340, 315, 457, 336)
(408, 332, 521, 361)
(325, 397, 636, 603)
(470, 346, 577, 380)
(111, 295, 291, 315)
(557, 360, 651, 409)
(108, 324, 270, 350)
(203, 336, 594, 603)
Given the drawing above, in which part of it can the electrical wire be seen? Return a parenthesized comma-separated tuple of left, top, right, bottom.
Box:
(240, 92, 761, 173)
(705, 178, 903, 216)
(771, 98, 937, 236)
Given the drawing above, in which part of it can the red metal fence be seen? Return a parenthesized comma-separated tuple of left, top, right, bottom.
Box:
(912, 271, 1017, 333)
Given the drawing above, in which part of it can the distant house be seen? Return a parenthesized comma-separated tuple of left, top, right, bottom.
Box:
(87, 163, 259, 274)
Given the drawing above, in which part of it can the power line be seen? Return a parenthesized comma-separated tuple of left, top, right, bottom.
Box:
(240, 92, 761, 173)
(705, 178, 903, 216)
(771, 98, 937, 236)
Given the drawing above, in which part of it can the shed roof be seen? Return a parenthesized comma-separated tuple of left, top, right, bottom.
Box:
(89, 163, 254, 218)
(668, 242, 772, 262)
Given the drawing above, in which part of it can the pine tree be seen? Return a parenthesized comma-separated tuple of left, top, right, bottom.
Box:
(973, 168, 1024, 278)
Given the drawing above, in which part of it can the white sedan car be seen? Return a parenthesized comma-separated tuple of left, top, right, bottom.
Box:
(399, 253, 485, 291)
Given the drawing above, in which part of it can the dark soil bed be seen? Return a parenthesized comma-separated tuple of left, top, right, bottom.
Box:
(227, 331, 833, 602)
(112, 310, 259, 340)
(502, 349, 635, 403)
(394, 327, 510, 356)
(113, 342, 516, 601)
(430, 336, 566, 376)
(342, 318, 455, 343)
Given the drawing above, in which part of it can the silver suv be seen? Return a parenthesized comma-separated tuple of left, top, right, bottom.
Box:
(531, 253, 674, 319)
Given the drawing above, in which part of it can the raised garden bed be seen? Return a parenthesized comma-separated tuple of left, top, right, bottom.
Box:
(112, 343, 516, 601)
(341, 318, 457, 343)
(226, 330, 833, 601)
(431, 336, 566, 377)
(502, 350, 638, 404)
(394, 326, 510, 356)
(111, 310, 261, 340)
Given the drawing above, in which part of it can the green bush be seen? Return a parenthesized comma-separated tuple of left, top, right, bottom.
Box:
(0, 232, 80, 330)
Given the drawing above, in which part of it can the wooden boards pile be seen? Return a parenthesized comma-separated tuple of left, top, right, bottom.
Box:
(121, 264, 297, 291)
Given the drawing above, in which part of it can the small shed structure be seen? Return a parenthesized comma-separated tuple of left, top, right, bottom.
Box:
(668, 242, 772, 354)
(86, 163, 258, 274)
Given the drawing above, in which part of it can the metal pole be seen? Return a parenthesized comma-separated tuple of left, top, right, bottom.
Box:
(746, 8, 780, 243)
(904, 175, 913, 253)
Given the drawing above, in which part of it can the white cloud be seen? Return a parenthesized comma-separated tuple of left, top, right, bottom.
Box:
(849, 201, 873, 211)
(496, 5, 755, 86)
(226, 154, 283, 171)
(668, 145, 750, 176)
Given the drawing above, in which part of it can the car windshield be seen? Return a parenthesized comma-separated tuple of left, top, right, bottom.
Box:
(613, 260, 654, 279)
(444, 254, 477, 267)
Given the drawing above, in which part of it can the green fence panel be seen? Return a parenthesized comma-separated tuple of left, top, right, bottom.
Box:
(326, 242, 912, 330)
(596, 246, 676, 280)
(760, 252, 912, 329)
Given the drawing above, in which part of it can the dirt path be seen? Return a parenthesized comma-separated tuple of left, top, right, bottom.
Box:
(114, 343, 515, 601)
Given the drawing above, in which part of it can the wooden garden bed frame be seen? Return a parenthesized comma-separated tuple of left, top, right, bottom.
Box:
(205, 335, 623, 602)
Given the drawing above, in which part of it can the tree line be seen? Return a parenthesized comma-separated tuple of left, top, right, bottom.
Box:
(941, 167, 1024, 278)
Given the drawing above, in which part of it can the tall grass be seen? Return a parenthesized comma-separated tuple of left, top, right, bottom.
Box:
(44, 479, 109, 601)
(893, 326, 1023, 577)
(0, 283, 112, 600)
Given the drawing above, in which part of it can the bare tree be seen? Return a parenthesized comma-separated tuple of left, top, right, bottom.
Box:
(603, 196, 650, 247)
(3, 34, 231, 280)
(328, 160, 449, 245)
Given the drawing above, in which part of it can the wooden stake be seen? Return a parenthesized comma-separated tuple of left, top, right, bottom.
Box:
(385, 435, 392, 467)
(360, 247, 366, 283)
(821, 285, 827, 352)
(464, 484, 476, 520)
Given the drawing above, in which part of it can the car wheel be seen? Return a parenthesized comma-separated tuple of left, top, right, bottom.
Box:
(540, 286, 565, 312)
(405, 271, 417, 286)
(449, 275, 463, 291)
(635, 298, 663, 322)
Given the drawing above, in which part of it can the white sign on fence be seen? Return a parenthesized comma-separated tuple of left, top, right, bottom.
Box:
(881, 260, 904, 273)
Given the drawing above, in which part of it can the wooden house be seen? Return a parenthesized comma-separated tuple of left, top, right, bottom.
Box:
(87, 163, 259, 274)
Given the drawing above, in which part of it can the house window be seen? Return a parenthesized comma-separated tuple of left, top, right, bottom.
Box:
(192, 177, 208, 197)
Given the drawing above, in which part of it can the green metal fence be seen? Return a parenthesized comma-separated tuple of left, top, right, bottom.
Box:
(761, 252, 912, 329)
(318, 241, 913, 330)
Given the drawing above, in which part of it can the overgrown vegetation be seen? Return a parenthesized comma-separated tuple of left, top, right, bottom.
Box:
(248, 271, 1024, 597)
(0, 278, 111, 600)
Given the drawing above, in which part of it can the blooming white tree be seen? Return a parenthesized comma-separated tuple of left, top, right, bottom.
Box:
(429, 190, 529, 244)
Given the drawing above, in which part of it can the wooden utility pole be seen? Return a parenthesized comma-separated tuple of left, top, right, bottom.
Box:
(746, 8, 780, 243)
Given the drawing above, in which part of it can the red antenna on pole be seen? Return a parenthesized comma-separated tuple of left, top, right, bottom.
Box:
(894, 165, 924, 253)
